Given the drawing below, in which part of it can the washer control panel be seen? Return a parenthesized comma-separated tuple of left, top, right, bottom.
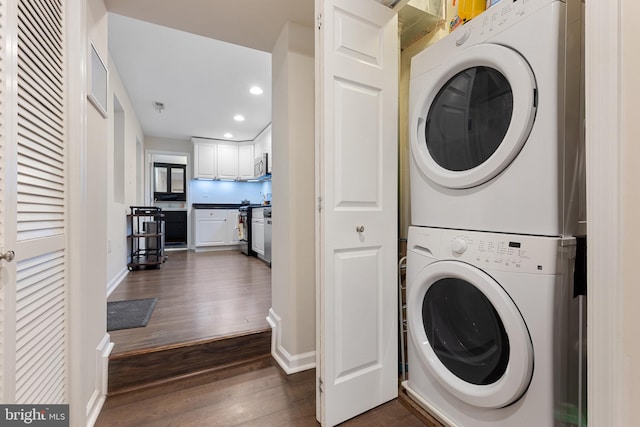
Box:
(446, 230, 574, 274)
(408, 226, 575, 275)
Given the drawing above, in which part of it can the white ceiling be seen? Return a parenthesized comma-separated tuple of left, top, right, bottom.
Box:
(106, 0, 315, 142)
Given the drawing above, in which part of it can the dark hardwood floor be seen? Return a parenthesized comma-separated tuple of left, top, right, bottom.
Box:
(108, 249, 272, 355)
(96, 358, 429, 427)
(101, 249, 436, 426)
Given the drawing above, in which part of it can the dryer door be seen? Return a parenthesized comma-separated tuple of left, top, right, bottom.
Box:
(411, 44, 536, 189)
(407, 260, 533, 408)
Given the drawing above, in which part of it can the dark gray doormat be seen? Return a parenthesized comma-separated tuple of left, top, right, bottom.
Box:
(107, 298, 158, 332)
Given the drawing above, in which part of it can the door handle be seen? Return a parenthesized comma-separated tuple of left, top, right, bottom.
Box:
(356, 226, 365, 233)
(0, 250, 15, 262)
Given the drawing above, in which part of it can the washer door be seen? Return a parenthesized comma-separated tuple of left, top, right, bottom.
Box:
(408, 260, 533, 408)
(411, 44, 537, 189)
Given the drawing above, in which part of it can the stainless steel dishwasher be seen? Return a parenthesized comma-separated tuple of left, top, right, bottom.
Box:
(264, 207, 272, 267)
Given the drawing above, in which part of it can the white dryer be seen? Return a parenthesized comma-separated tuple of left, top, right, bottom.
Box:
(409, 0, 584, 236)
(403, 226, 583, 427)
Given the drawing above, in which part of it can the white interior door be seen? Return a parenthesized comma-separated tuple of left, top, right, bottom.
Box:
(316, 0, 398, 425)
(0, 0, 68, 404)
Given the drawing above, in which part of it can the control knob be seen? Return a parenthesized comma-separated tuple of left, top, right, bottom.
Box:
(452, 238, 468, 254)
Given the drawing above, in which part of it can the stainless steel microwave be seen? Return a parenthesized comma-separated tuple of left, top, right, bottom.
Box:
(254, 153, 269, 178)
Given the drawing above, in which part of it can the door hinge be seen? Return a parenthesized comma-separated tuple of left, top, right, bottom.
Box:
(318, 377, 323, 394)
(317, 13, 322, 30)
(317, 196, 323, 213)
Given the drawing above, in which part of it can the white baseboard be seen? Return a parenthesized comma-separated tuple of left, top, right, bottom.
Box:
(194, 245, 241, 253)
(106, 267, 128, 297)
(85, 390, 104, 427)
(86, 334, 114, 426)
(267, 308, 316, 374)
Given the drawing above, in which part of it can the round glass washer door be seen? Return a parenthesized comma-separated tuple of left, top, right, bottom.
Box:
(410, 43, 537, 189)
(407, 260, 533, 408)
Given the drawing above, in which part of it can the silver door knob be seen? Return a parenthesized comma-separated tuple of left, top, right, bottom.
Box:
(356, 226, 365, 233)
(0, 250, 15, 262)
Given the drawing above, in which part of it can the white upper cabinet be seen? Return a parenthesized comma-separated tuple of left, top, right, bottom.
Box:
(192, 127, 269, 181)
(264, 128, 272, 174)
(193, 140, 217, 179)
(217, 144, 239, 180)
(238, 144, 255, 180)
(253, 125, 272, 173)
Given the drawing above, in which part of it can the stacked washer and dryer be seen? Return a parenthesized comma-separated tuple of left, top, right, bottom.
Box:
(403, 0, 586, 426)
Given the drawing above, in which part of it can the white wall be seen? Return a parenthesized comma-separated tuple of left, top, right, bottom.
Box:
(83, 0, 112, 423)
(268, 22, 316, 373)
(106, 54, 145, 293)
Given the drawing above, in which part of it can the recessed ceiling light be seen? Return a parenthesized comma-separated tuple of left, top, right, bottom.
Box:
(224, 133, 233, 138)
(249, 86, 263, 95)
(234, 114, 245, 122)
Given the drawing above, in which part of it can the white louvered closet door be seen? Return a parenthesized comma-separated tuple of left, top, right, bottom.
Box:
(0, 0, 68, 404)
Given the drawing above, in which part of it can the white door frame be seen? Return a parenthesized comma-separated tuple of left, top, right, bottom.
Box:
(585, 0, 626, 425)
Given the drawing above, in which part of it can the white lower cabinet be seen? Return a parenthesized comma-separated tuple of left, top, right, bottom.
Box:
(194, 209, 239, 247)
(251, 208, 264, 255)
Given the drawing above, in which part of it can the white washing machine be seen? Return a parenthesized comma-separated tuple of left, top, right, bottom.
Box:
(409, 0, 584, 236)
(403, 226, 583, 427)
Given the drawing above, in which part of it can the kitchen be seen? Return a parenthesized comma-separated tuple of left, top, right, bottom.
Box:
(148, 129, 274, 261)
(109, 12, 275, 260)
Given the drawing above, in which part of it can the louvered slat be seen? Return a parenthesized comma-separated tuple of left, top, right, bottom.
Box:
(16, 35, 63, 100)
(15, 251, 65, 404)
(15, 0, 66, 404)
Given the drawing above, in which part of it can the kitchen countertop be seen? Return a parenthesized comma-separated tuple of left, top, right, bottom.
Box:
(192, 203, 261, 209)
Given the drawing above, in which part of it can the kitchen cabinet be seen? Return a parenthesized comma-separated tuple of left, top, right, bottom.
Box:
(238, 144, 255, 180)
(217, 144, 239, 180)
(194, 209, 241, 248)
(195, 209, 230, 247)
(192, 139, 256, 181)
(193, 141, 217, 179)
(251, 207, 264, 255)
(164, 210, 188, 245)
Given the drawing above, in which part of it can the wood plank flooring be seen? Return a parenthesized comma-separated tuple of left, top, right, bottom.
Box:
(96, 359, 429, 427)
(102, 249, 438, 426)
(108, 249, 272, 355)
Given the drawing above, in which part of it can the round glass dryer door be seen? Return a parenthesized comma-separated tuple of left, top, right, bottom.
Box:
(411, 44, 537, 189)
(407, 260, 533, 408)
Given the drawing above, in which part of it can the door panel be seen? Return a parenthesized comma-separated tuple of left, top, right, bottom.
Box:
(317, 0, 398, 425)
(1, 0, 68, 404)
(333, 248, 381, 378)
(334, 80, 381, 206)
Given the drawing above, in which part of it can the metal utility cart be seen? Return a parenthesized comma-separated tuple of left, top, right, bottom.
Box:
(127, 206, 166, 270)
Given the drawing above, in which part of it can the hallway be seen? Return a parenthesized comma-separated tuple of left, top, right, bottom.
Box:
(108, 250, 272, 355)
